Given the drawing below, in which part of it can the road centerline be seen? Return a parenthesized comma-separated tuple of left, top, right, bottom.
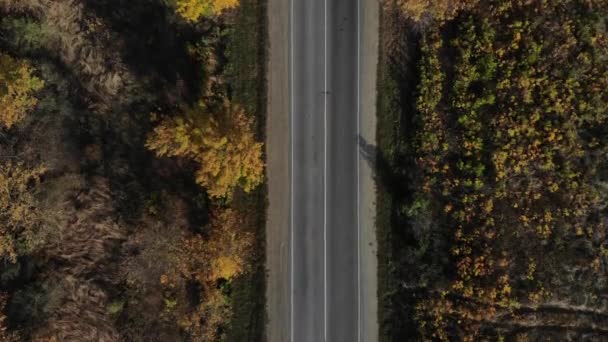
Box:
(323, 0, 328, 338)
(289, 0, 294, 340)
(356, 0, 362, 338)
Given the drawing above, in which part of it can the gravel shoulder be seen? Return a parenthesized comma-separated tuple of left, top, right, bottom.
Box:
(265, 0, 290, 340)
(359, 0, 379, 340)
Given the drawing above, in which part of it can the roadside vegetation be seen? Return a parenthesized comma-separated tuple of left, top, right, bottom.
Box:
(0, 0, 266, 340)
(378, 0, 608, 340)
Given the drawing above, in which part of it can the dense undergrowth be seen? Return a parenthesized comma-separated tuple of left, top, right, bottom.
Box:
(378, 0, 608, 340)
(0, 0, 266, 340)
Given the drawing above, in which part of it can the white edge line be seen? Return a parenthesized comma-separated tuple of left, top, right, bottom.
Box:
(289, 0, 294, 339)
(356, 0, 362, 340)
(323, 0, 328, 339)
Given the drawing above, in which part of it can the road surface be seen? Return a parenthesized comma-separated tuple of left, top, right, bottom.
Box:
(291, 0, 361, 341)
(266, 0, 379, 339)
(291, 0, 327, 339)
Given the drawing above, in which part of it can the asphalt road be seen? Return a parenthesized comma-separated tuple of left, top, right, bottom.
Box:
(291, 0, 359, 340)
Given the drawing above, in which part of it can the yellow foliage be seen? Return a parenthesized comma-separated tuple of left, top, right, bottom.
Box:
(483, 199, 493, 213)
(205, 208, 253, 281)
(147, 101, 264, 199)
(173, 0, 239, 22)
(210, 256, 241, 280)
(396, 0, 477, 22)
(0, 53, 44, 128)
(168, 207, 253, 340)
(0, 162, 46, 262)
(180, 287, 231, 341)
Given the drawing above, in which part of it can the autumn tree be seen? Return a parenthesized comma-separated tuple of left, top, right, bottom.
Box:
(0, 162, 46, 262)
(147, 101, 264, 199)
(162, 207, 253, 340)
(205, 208, 253, 280)
(170, 207, 252, 285)
(171, 0, 239, 22)
(0, 53, 44, 128)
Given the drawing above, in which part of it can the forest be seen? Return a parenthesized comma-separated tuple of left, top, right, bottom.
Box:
(0, 0, 266, 340)
(377, 0, 608, 340)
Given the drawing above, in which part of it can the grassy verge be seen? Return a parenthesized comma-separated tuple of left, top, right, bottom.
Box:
(224, 0, 267, 340)
(375, 5, 421, 341)
(376, 7, 398, 340)
(228, 188, 267, 341)
(226, 0, 268, 123)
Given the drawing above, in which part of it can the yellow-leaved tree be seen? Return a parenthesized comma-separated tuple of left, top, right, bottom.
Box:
(147, 101, 264, 199)
(205, 208, 253, 280)
(0, 53, 44, 128)
(172, 0, 239, 22)
(173, 207, 253, 284)
(0, 162, 46, 262)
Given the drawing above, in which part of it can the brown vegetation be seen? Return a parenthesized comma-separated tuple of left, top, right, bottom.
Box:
(0, 0, 266, 340)
(378, 0, 608, 340)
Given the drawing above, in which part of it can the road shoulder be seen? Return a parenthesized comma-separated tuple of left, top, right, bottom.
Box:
(359, 0, 379, 340)
(265, 0, 290, 340)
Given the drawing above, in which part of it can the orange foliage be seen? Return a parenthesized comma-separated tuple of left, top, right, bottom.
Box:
(163, 207, 253, 340)
(172, 207, 252, 283)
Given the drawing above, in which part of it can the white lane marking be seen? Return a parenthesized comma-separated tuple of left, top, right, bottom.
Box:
(323, 0, 328, 338)
(356, 0, 361, 339)
(289, 0, 294, 339)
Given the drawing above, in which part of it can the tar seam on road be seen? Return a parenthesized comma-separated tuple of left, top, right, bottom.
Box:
(356, 0, 362, 339)
(323, 0, 328, 339)
(289, 0, 294, 339)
